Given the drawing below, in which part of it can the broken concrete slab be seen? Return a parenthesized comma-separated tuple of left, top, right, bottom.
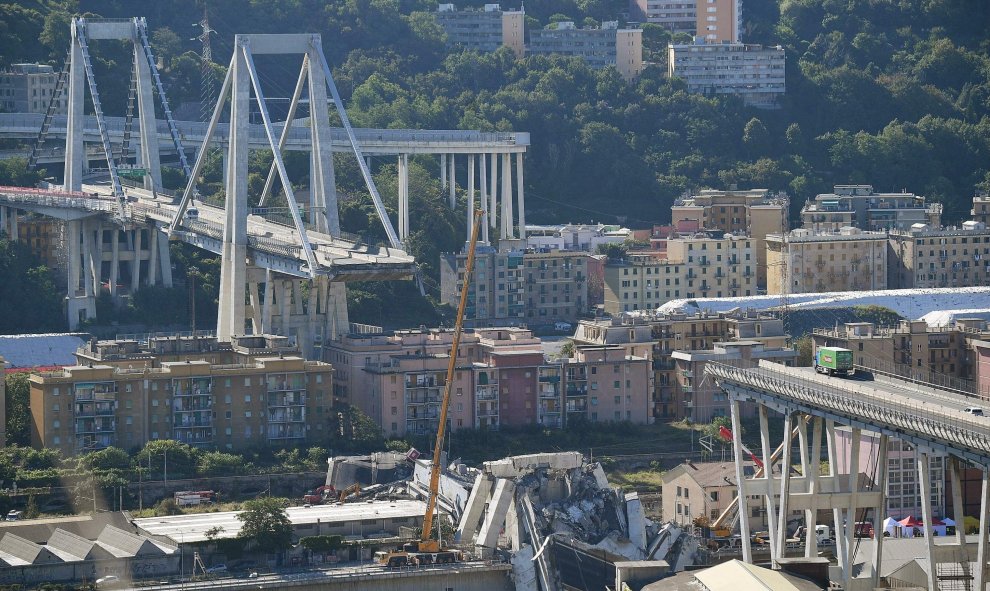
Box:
(511, 543, 539, 591)
(483, 452, 584, 479)
(477, 478, 516, 549)
(590, 463, 610, 490)
(456, 472, 494, 543)
(625, 492, 647, 551)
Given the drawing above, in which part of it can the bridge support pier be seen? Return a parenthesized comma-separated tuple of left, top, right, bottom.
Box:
(1, 206, 18, 239)
(448, 153, 457, 209)
(245, 268, 347, 359)
(65, 219, 96, 329)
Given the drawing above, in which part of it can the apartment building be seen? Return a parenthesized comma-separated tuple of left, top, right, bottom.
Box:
(440, 247, 589, 327)
(0, 63, 66, 114)
(668, 41, 785, 108)
(29, 334, 333, 455)
(696, 0, 740, 43)
(812, 319, 990, 391)
(887, 222, 990, 289)
(766, 227, 888, 295)
(574, 310, 788, 419)
(671, 189, 789, 289)
(629, 0, 696, 33)
(836, 428, 946, 520)
(972, 194, 990, 227)
(661, 461, 768, 529)
(435, 3, 525, 58)
(671, 341, 796, 422)
(603, 233, 755, 314)
(525, 223, 631, 253)
(800, 185, 941, 233)
(17, 216, 63, 271)
(560, 346, 651, 425)
(529, 21, 644, 81)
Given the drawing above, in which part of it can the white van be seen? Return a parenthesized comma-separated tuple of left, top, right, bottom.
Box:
(964, 407, 985, 416)
(554, 322, 572, 332)
(5, 510, 22, 521)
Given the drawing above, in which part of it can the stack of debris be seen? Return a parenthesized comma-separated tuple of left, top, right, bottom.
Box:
(450, 452, 702, 591)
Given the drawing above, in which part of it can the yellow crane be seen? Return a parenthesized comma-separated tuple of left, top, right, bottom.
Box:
(377, 209, 484, 568)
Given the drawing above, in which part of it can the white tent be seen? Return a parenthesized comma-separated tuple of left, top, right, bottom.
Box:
(882, 517, 911, 538)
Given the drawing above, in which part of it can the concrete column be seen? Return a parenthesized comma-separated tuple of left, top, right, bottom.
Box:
(456, 473, 493, 543)
(775, 412, 793, 561)
(480, 153, 489, 244)
(216, 37, 250, 341)
(477, 478, 515, 549)
(397, 154, 409, 241)
(65, 219, 94, 329)
(448, 153, 456, 209)
(441, 154, 447, 190)
(466, 155, 475, 244)
(148, 224, 158, 287)
(64, 21, 85, 192)
(826, 420, 847, 572)
(917, 452, 938, 591)
(133, 35, 163, 189)
(842, 428, 862, 591)
(976, 468, 990, 591)
(156, 231, 172, 287)
(132, 229, 143, 290)
(501, 152, 512, 240)
(949, 457, 967, 546)
(489, 153, 498, 232)
(248, 280, 263, 334)
(81, 220, 95, 298)
(515, 152, 526, 244)
(758, 405, 779, 561)
(805, 417, 822, 558)
(261, 269, 273, 334)
(110, 230, 120, 298)
(307, 46, 339, 236)
(729, 397, 752, 563)
(871, 434, 889, 588)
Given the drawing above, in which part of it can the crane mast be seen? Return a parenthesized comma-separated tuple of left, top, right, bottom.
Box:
(419, 209, 484, 552)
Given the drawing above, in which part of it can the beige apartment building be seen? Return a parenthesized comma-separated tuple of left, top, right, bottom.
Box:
(629, 0, 695, 33)
(766, 227, 888, 295)
(800, 185, 941, 233)
(812, 318, 990, 386)
(604, 233, 755, 314)
(561, 346, 651, 425)
(671, 189, 788, 288)
(435, 3, 525, 58)
(661, 461, 768, 529)
(29, 335, 333, 455)
(887, 222, 990, 289)
(440, 247, 589, 327)
(574, 311, 788, 419)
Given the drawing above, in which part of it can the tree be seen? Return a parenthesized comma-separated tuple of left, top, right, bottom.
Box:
(597, 242, 627, 262)
(5, 373, 31, 446)
(237, 497, 293, 553)
(154, 498, 181, 516)
(80, 447, 132, 473)
(794, 335, 814, 367)
(197, 451, 247, 477)
(136, 440, 198, 480)
(0, 238, 65, 335)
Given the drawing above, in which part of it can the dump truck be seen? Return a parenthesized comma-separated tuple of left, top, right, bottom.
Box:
(814, 346, 855, 377)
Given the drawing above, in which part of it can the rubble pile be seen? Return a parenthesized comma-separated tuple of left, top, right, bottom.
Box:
(446, 452, 703, 591)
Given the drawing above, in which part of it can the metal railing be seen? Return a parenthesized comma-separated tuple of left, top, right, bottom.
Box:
(706, 361, 990, 462)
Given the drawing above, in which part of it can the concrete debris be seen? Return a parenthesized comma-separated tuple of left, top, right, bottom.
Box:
(455, 452, 705, 591)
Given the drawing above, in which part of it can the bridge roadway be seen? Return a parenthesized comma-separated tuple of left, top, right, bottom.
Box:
(706, 361, 990, 466)
(0, 183, 415, 280)
(0, 113, 529, 156)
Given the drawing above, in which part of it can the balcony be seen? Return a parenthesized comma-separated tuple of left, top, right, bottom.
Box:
(566, 402, 587, 413)
(75, 401, 116, 417)
(75, 433, 114, 451)
(406, 378, 445, 389)
(268, 392, 306, 407)
(73, 384, 117, 401)
(566, 384, 588, 395)
(173, 414, 213, 428)
(541, 416, 563, 429)
(267, 374, 305, 392)
(268, 424, 306, 440)
(538, 375, 560, 383)
(175, 427, 214, 444)
(173, 398, 212, 412)
(269, 408, 306, 423)
(476, 388, 498, 401)
(539, 388, 559, 399)
(476, 407, 499, 417)
(406, 392, 441, 405)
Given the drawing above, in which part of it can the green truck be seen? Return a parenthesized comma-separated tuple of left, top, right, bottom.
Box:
(814, 346, 855, 377)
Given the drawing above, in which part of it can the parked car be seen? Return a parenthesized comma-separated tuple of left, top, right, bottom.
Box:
(964, 407, 985, 416)
(206, 564, 228, 574)
(95, 575, 120, 588)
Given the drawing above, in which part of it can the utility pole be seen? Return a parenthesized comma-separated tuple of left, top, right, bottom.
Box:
(192, 10, 217, 123)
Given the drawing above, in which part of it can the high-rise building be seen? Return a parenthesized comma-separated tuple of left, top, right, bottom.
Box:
(766, 227, 888, 294)
(671, 188, 788, 289)
(440, 247, 590, 327)
(696, 0, 740, 43)
(529, 21, 644, 81)
(435, 3, 526, 58)
(0, 63, 66, 114)
(800, 185, 942, 233)
(629, 0, 696, 33)
(29, 334, 333, 455)
(667, 41, 785, 108)
(603, 233, 756, 314)
(887, 222, 990, 289)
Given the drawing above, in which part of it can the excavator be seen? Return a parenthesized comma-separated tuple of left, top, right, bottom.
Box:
(376, 210, 484, 569)
(302, 485, 336, 505)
